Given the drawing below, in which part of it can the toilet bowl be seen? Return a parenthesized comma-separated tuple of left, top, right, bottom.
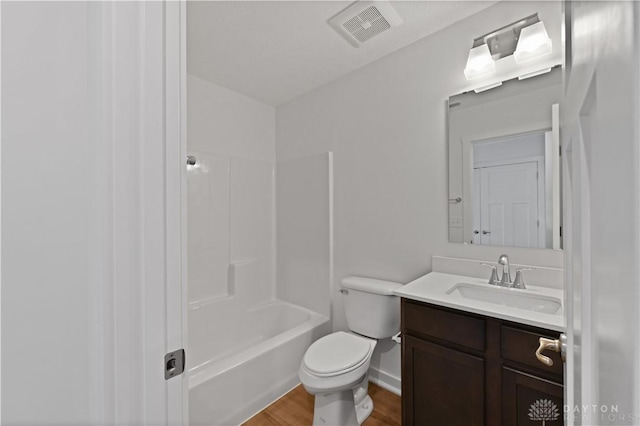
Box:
(299, 332, 377, 426)
(299, 276, 403, 426)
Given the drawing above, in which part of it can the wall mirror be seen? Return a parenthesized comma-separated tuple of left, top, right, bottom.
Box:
(448, 66, 563, 249)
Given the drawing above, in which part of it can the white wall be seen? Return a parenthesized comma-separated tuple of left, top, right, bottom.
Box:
(276, 1, 564, 390)
(1, 3, 93, 422)
(276, 153, 333, 318)
(188, 74, 275, 162)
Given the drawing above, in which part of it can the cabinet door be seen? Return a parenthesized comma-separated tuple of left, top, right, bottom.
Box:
(403, 335, 484, 426)
(502, 367, 563, 425)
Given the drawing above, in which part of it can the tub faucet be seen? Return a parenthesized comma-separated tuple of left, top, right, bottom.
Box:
(498, 254, 511, 287)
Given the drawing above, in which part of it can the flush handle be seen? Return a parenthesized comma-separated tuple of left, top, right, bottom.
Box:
(535, 334, 566, 366)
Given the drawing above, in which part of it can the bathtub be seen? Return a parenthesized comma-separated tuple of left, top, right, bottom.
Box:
(188, 299, 330, 425)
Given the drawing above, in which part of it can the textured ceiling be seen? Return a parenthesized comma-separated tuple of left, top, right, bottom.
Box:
(187, 1, 499, 106)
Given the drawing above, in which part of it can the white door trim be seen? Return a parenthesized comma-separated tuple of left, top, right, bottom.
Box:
(562, 2, 640, 421)
(88, 2, 186, 423)
(474, 155, 545, 170)
(165, 0, 189, 424)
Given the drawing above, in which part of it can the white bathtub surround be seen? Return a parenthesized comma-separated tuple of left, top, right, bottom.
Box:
(187, 74, 276, 309)
(187, 152, 231, 303)
(187, 76, 335, 425)
(432, 255, 564, 290)
(187, 155, 275, 306)
(189, 300, 329, 425)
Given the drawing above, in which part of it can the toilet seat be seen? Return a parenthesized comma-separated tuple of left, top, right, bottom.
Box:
(303, 332, 373, 377)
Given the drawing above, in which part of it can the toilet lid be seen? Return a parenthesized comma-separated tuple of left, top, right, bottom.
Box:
(303, 332, 373, 377)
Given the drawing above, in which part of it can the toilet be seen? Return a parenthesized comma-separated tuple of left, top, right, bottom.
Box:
(299, 276, 403, 426)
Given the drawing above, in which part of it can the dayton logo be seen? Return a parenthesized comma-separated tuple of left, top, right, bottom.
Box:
(529, 399, 560, 425)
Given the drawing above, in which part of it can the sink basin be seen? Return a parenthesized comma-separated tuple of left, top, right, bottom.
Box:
(445, 283, 562, 314)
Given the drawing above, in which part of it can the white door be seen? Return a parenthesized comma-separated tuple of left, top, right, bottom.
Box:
(1, 1, 187, 424)
(475, 162, 539, 247)
(562, 1, 640, 424)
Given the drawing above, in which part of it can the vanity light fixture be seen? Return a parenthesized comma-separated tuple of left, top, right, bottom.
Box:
(513, 21, 553, 63)
(463, 43, 495, 80)
(463, 13, 553, 81)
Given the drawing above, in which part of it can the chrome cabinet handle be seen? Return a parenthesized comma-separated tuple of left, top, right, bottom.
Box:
(536, 336, 563, 366)
(482, 230, 491, 235)
(474, 230, 479, 234)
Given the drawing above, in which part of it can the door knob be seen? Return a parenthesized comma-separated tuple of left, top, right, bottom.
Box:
(535, 334, 567, 366)
(473, 230, 479, 234)
(482, 230, 491, 235)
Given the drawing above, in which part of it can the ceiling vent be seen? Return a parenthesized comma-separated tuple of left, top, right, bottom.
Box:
(329, 1, 402, 48)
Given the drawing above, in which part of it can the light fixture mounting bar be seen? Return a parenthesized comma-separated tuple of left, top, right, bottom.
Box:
(471, 13, 540, 60)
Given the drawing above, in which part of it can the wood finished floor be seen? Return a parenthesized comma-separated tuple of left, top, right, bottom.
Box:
(242, 383, 401, 426)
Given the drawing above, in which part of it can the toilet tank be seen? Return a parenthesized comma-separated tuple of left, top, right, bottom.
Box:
(341, 276, 404, 339)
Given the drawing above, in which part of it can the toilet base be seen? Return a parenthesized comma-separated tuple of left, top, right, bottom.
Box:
(353, 377, 372, 424)
(311, 378, 374, 426)
(354, 394, 373, 425)
(312, 389, 358, 426)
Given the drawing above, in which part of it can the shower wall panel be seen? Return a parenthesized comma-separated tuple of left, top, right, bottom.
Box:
(230, 157, 275, 307)
(187, 155, 274, 307)
(187, 152, 230, 303)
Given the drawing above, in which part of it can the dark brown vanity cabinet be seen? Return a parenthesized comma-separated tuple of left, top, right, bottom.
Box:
(401, 298, 564, 426)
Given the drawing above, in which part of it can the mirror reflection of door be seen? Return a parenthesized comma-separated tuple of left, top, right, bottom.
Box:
(472, 131, 548, 248)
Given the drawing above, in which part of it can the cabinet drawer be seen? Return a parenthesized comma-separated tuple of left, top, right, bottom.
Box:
(501, 326, 563, 377)
(403, 300, 485, 352)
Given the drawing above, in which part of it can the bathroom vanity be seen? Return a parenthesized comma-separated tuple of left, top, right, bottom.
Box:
(395, 271, 565, 426)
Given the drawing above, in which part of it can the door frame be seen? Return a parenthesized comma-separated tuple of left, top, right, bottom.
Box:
(562, 1, 640, 422)
(91, 1, 188, 424)
(165, 1, 189, 423)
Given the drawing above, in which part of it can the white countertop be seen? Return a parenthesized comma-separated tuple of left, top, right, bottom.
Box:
(394, 272, 565, 332)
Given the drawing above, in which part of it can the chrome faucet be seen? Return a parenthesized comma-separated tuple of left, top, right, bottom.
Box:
(497, 254, 511, 287)
(512, 267, 533, 289)
(481, 263, 499, 285)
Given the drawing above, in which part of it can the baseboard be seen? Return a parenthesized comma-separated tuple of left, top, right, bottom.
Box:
(368, 367, 401, 396)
